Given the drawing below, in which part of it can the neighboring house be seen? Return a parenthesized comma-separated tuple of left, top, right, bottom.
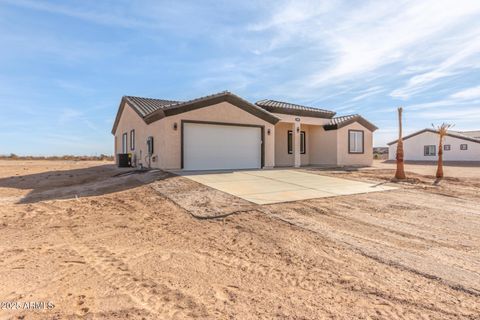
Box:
(111, 91, 377, 170)
(388, 129, 480, 161)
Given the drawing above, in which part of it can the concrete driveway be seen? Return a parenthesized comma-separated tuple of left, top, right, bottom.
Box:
(181, 170, 395, 204)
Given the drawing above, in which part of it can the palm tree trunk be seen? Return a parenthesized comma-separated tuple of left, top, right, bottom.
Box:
(436, 135, 444, 178)
(395, 107, 406, 179)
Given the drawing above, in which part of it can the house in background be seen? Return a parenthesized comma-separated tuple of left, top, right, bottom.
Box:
(112, 91, 377, 171)
(388, 129, 480, 161)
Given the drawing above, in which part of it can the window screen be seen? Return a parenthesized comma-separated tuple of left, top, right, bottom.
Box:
(349, 130, 364, 153)
(122, 133, 128, 153)
(130, 130, 135, 151)
(424, 145, 436, 156)
(288, 131, 306, 154)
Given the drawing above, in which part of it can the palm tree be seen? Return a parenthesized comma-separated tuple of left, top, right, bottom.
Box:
(395, 107, 407, 180)
(433, 123, 453, 179)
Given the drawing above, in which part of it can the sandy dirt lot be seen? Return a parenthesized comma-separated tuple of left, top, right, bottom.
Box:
(372, 159, 480, 178)
(0, 160, 479, 319)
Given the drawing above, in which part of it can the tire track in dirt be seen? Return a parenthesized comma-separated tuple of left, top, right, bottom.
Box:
(153, 208, 468, 318)
(261, 206, 480, 299)
(59, 228, 208, 319)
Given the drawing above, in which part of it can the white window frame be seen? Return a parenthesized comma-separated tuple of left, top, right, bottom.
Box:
(287, 131, 306, 154)
(348, 130, 364, 154)
(424, 145, 436, 156)
(130, 130, 135, 151)
(122, 133, 128, 153)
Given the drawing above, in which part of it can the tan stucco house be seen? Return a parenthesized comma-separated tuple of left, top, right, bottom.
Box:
(112, 91, 377, 170)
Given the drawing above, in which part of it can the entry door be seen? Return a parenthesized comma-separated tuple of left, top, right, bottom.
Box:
(183, 122, 262, 170)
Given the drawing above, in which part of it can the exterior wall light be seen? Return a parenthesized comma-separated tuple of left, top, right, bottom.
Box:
(267, 128, 271, 135)
(173, 122, 178, 130)
(296, 127, 300, 133)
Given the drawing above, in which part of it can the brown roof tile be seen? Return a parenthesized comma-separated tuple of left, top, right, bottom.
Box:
(255, 99, 336, 118)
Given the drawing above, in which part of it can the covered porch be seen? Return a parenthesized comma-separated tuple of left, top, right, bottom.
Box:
(274, 118, 337, 168)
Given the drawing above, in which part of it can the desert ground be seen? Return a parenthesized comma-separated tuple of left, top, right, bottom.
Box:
(0, 159, 479, 319)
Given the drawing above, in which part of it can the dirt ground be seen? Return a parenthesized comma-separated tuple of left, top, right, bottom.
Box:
(0, 160, 479, 319)
(372, 159, 480, 178)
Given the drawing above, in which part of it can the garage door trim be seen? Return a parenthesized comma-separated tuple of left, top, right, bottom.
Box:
(181, 120, 265, 170)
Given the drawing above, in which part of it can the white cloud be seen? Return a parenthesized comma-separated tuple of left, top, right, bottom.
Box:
(450, 85, 480, 100)
(313, 0, 480, 86)
(247, 0, 480, 99)
(349, 86, 384, 102)
(391, 37, 480, 99)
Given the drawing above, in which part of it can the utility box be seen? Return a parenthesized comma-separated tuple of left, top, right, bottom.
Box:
(117, 153, 132, 167)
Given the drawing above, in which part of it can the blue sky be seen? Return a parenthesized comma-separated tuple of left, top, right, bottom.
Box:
(1, 0, 480, 155)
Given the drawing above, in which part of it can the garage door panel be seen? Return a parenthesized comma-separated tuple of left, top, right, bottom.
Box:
(183, 123, 262, 170)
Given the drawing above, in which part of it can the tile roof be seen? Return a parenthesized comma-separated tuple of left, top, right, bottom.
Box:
(324, 114, 378, 131)
(255, 99, 336, 118)
(124, 96, 179, 117)
(327, 114, 359, 126)
(112, 91, 281, 133)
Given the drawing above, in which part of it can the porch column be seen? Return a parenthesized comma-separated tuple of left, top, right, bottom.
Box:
(294, 122, 301, 168)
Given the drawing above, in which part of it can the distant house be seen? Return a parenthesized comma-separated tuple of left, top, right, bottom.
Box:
(388, 129, 480, 161)
(111, 91, 378, 170)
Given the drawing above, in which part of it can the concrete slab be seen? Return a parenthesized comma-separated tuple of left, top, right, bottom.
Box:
(242, 189, 336, 205)
(180, 169, 396, 204)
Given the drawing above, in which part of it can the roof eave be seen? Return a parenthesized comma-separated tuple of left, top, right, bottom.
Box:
(145, 92, 280, 125)
(387, 128, 480, 145)
(111, 97, 144, 134)
(259, 106, 336, 119)
(324, 116, 378, 132)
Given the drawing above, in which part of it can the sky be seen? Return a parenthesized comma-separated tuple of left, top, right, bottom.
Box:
(1, 0, 480, 155)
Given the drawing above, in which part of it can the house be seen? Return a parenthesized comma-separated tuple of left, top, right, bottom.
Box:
(388, 129, 480, 161)
(111, 91, 377, 170)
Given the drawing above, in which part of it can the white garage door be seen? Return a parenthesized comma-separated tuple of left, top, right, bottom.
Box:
(183, 122, 262, 170)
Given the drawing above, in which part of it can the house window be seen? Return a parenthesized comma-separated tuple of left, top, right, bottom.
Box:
(130, 130, 135, 151)
(460, 144, 468, 150)
(424, 145, 436, 156)
(348, 130, 364, 154)
(444, 144, 451, 151)
(287, 130, 306, 154)
(122, 133, 128, 153)
(147, 136, 154, 155)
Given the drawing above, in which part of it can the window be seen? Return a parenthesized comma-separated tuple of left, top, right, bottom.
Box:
(130, 130, 135, 151)
(122, 133, 128, 153)
(444, 144, 451, 151)
(424, 145, 436, 156)
(147, 136, 154, 155)
(460, 144, 468, 150)
(287, 130, 306, 154)
(348, 130, 364, 154)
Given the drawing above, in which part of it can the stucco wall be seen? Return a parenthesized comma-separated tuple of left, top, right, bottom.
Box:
(114, 103, 144, 166)
(309, 126, 338, 165)
(336, 122, 373, 166)
(114, 102, 375, 169)
(274, 122, 311, 166)
(113, 103, 165, 168)
(272, 113, 331, 125)
(388, 131, 480, 161)
(159, 102, 276, 170)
